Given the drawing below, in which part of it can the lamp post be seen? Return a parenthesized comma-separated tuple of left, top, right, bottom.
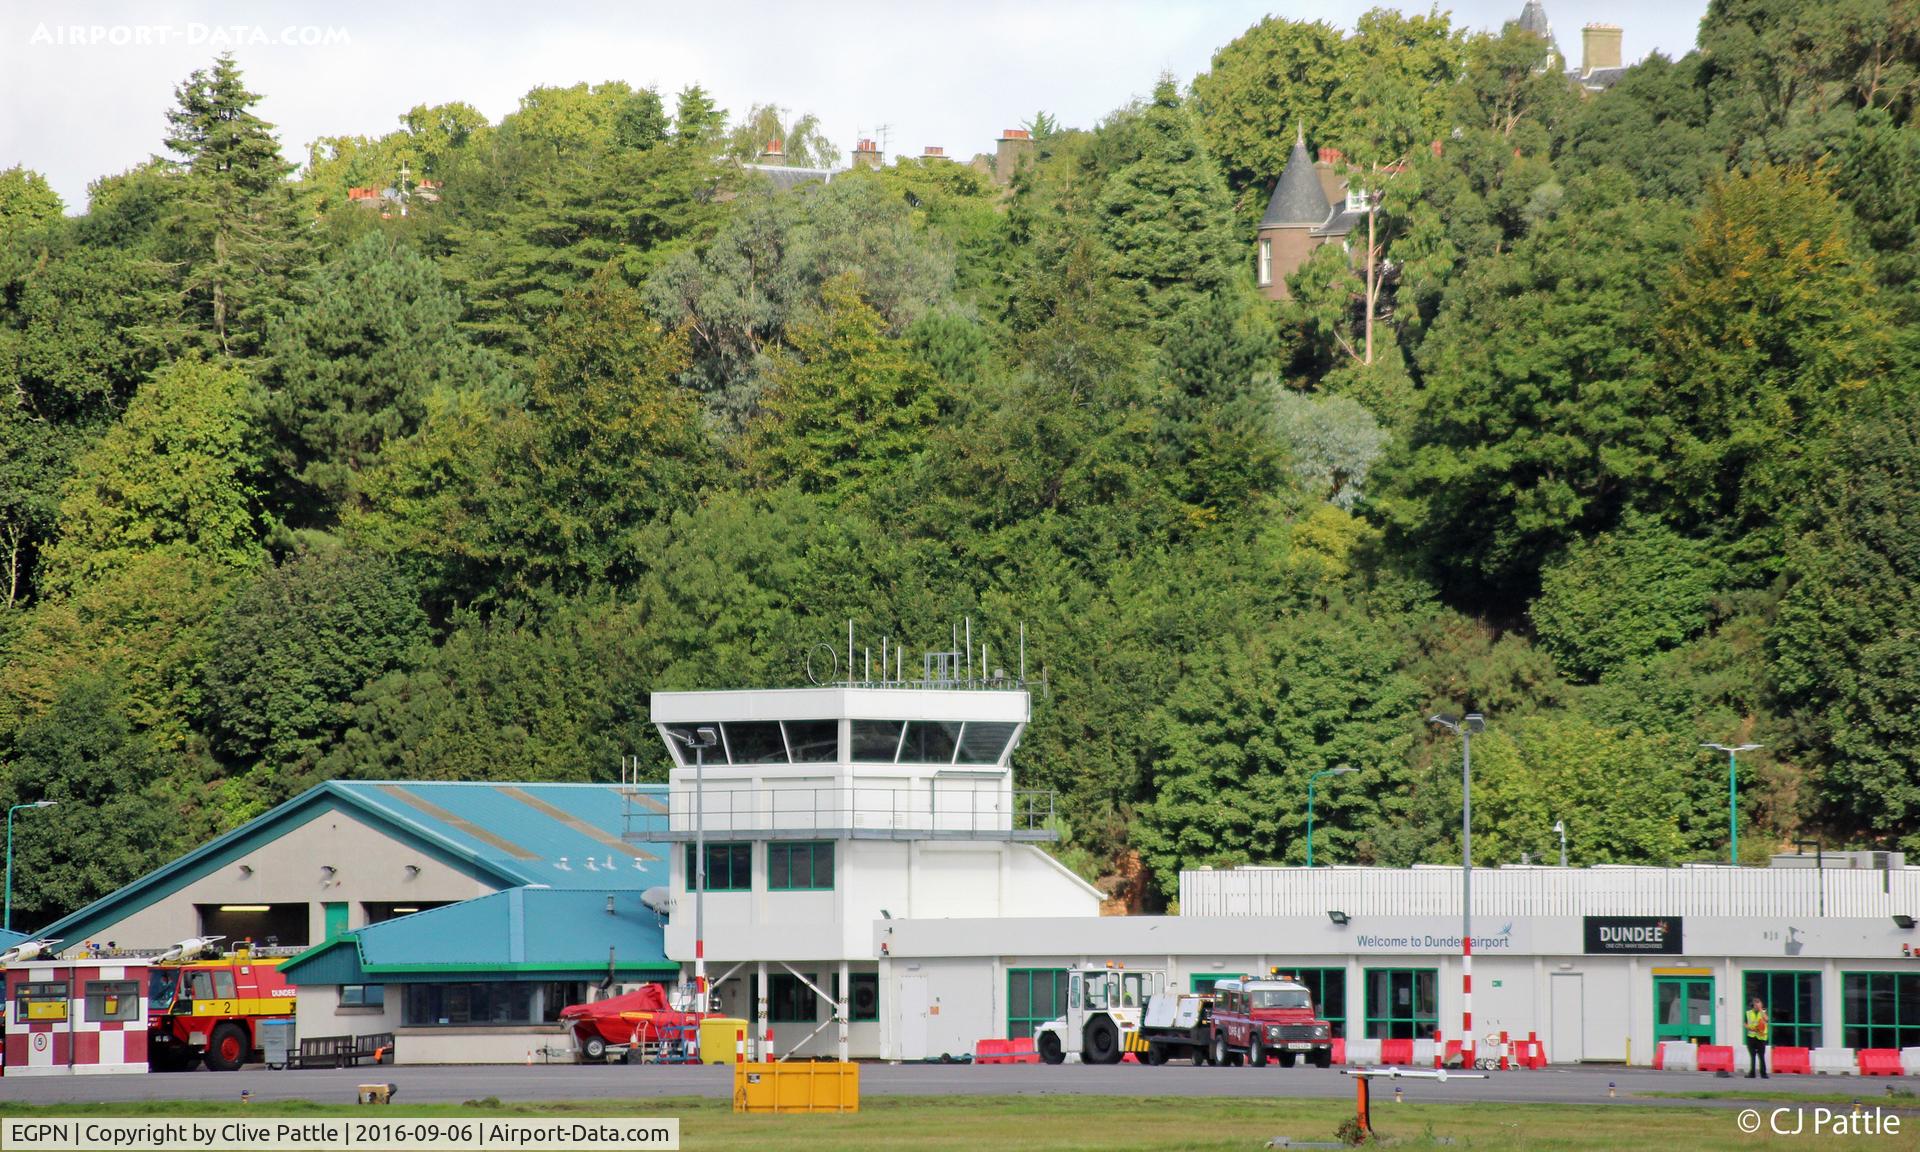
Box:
(1306, 766, 1360, 868)
(669, 727, 719, 1001)
(1701, 743, 1762, 866)
(5, 800, 57, 932)
(1430, 713, 1485, 1060)
(1552, 820, 1567, 868)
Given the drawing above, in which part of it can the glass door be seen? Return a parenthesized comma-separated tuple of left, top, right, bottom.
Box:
(1654, 975, 1715, 1044)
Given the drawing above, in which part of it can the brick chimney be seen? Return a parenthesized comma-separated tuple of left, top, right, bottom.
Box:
(852, 138, 882, 169)
(1313, 146, 1344, 209)
(1582, 24, 1622, 75)
(994, 128, 1035, 185)
(922, 146, 947, 160)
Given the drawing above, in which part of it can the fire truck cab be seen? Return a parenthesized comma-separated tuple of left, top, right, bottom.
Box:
(1033, 963, 1164, 1065)
(146, 942, 296, 1071)
(1207, 974, 1334, 1068)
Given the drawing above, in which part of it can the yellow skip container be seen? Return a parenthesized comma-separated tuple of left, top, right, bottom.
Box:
(731, 1061, 859, 1113)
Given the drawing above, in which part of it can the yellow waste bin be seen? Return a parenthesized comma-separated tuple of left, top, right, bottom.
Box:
(732, 1061, 858, 1113)
(698, 1017, 748, 1065)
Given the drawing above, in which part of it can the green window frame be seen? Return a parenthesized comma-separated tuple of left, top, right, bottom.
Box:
(832, 972, 880, 1022)
(1743, 971, 1820, 1049)
(1007, 968, 1067, 1041)
(339, 983, 385, 1009)
(685, 842, 752, 892)
(1842, 971, 1920, 1051)
(769, 841, 835, 891)
(1190, 974, 1232, 994)
(1287, 968, 1348, 1039)
(1364, 968, 1437, 1040)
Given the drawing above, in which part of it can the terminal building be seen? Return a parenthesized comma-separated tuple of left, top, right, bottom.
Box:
(16, 653, 1920, 1065)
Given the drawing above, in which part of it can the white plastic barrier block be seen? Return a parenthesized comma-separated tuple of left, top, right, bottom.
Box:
(1412, 1039, 1437, 1066)
(1811, 1046, 1857, 1075)
(1658, 1041, 1697, 1071)
(1899, 1047, 1920, 1076)
(1344, 1038, 1382, 1066)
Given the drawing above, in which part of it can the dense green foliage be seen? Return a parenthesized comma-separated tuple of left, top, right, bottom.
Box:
(5, 4, 1920, 924)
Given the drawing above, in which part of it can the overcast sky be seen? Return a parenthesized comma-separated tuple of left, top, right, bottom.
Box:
(2, 1, 1711, 212)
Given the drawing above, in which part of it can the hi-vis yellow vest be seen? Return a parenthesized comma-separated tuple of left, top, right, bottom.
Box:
(1745, 1009, 1769, 1041)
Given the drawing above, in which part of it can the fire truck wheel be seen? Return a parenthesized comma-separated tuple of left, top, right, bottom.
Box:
(1038, 1031, 1064, 1065)
(1278, 1051, 1297, 1068)
(1146, 1042, 1169, 1066)
(204, 1023, 248, 1072)
(1083, 1017, 1120, 1065)
(582, 1036, 607, 1061)
(1249, 1037, 1268, 1067)
(1210, 1032, 1228, 1067)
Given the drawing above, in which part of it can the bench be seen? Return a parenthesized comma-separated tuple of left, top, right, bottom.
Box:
(290, 1031, 394, 1069)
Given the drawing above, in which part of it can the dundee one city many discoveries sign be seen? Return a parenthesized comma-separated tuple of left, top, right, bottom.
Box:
(1583, 916, 1683, 954)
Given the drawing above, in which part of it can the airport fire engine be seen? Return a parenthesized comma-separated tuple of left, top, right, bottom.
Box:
(144, 937, 297, 1071)
(1204, 973, 1335, 1068)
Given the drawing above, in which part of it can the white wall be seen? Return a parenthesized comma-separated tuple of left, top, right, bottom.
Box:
(294, 985, 401, 1044)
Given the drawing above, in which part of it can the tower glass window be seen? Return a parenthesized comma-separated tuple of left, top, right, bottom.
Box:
(1258, 238, 1273, 286)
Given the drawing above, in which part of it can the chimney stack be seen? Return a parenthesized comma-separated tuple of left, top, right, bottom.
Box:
(922, 146, 947, 160)
(994, 128, 1035, 185)
(762, 137, 785, 163)
(1581, 24, 1622, 75)
(852, 138, 882, 169)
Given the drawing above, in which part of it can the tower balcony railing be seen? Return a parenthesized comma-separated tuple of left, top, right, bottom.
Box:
(626, 784, 1058, 842)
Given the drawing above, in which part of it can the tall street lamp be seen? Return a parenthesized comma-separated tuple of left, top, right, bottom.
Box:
(1306, 765, 1360, 868)
(5, 800, 57, 932)
(1552, 820, 1567, 868)
(669, 727, 719, 1001)
(1701, 743, 1762, 866)
(1430, 712, 1485, 1060)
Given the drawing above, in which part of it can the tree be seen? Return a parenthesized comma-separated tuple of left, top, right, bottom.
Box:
(163, 54, 304, 357)
(38, 359, 264, 595)
(1190, 16, 1346, 212)
(263, 233, 509, 523)
(742, 273, 946, 500)
(0, 167, 62, 234)
(724, 105, 839, 168)
(673, 85, 726, 149)
(1094, 77, 1238, 324)
(1272, 390, 1388, 510)
(1656, 165, 1890, 578)
(199, 545, 427, 783)
(1531, 516, 1723, 682)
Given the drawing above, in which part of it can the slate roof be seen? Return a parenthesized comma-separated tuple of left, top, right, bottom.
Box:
(741, 163, 844, 191)
(33, 781, 670, 943)
(280, 886, 676, 985)
(1580, 66, 1629, 91)
(1260, 130, 1331, 229)
(1517, 0, 1553, 40)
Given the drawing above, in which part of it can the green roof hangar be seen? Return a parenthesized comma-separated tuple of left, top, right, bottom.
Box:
(28, 781, 675, 1063)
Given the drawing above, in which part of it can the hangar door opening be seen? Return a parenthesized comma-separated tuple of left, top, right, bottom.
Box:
(1549, 973, 1583, 1063)
(196, 903, 309, 948)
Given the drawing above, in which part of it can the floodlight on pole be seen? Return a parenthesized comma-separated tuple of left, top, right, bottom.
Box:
(1306, 765, 1361, 868)
(1701, 743, 1763, 866)
(668, 726, 720, 1001)
(5, 800, 57, 933)
(1429, 712, 1484, 1064)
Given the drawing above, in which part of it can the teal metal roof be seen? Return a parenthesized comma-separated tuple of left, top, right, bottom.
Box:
(0, 928, 29, 949)
(34, 781, 670, 943)
(281, 887, 675, 985)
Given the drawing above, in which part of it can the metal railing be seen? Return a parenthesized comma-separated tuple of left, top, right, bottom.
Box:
(629, 784, 1057, 842)
(1178, 865, 1920, 919)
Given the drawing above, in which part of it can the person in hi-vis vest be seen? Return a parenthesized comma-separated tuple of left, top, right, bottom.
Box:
(1745, 997, 1770, 1078)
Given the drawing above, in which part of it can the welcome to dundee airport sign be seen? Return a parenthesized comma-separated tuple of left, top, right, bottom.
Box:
(1584, 916, 1683, 955)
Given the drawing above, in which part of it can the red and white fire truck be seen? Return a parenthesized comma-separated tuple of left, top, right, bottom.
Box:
(144, 938, 298, 1071)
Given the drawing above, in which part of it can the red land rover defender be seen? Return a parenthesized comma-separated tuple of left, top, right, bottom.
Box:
(1207, 975, 1334, 1068)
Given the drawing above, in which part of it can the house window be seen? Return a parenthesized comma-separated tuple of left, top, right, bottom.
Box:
(402, 983, 537, 1026)
(1744, 971, 1820, 1049)
(1258, 238, 1273, 286)
(1346, 188, 1371, 212)
(1364, 968, 1438, 1040)
(686, 842, 752, 891)
(1842, 972, 1920, 1050)
(1007, 968, 1068, 1040)
(832, 972, 880, 1022)
(769, 841, 834, 891)
(83, 980, 140, 1023)
(339, 984, 385, 1009)
(757, 973, 820, 1023)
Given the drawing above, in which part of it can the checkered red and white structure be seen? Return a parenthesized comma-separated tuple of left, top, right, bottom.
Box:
(4, 959, 150, 1075)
